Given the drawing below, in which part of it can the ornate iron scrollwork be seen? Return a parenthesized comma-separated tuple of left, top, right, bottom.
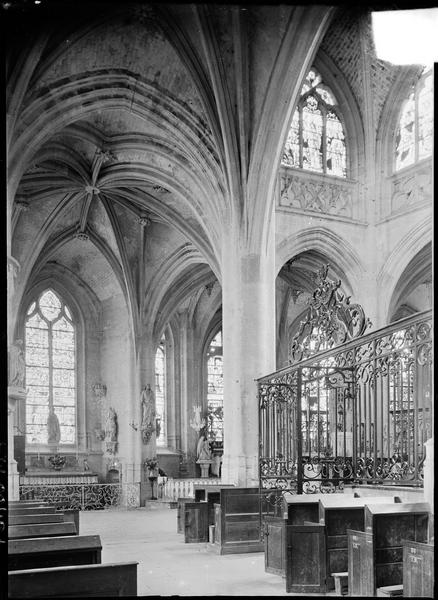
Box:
(289, 264, 372, 364)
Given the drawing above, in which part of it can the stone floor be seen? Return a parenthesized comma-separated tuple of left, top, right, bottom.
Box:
(79, 503, 325, 597)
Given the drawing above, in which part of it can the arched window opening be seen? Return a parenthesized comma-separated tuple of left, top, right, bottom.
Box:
(282, 68, 347, 178)
(25, 289, 76, 446)
(155, 338, 167, 446)
(395, 67, 433, 171)
(206, 331, 223, 442)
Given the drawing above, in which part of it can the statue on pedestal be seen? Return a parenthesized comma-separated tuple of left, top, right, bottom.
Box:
(196, 434, 212, 478)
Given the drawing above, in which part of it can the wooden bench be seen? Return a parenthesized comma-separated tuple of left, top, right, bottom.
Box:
(193, 484, 235, 528)
(212, 487, 264, 554)
(9, 513, 65, 526)
(9, 534, 102, 570)
(9, 501, 51, 507)
(8, 561, 138, 597)
(284, 495, 398, 594)
(9, 506, 57, 516)
(376, 584, 404, 596)
(347, 502, 430, 597)
(264, 492, 346, 576)
(9, 521, 77, 539)
(177, 498, 192, 534)
(403, 539, 434, 597)
(183, 501, 209, 543)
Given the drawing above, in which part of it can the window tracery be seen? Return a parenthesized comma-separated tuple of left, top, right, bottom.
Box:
(282, 69, 347, 178)
(395, 67, 432, 171)
(206, 331, 223, 442)
(155, 338, 167, 447)
(25, 289, 76, 445)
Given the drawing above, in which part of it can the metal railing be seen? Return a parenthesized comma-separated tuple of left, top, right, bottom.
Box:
(19, 483, 141, 509)
(258, 310, 432, 495)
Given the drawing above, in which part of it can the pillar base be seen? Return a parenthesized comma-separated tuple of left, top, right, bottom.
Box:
(8, 460, 20, 501)
(220, 454, 258, 487)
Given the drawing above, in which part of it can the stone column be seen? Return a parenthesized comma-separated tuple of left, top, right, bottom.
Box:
(138, 340, 155, 505)
(8, 387, 26, 500)
(220, 234, 276, 487)
(423, 437, 433, 509)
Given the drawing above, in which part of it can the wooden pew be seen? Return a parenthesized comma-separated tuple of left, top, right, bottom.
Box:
(347, 502, 430, 597)
(177, 498, 192, 534)
(9, 534, 102, 570)
(9, 513, 65, 526)
(9, 501, 51, 507)
(8, 561, 138, 597)
(9, 506, 57, 516)
(9, 508, 79, 533)
(319, 495, 401, 592)
(403, 540, 434, 597)
(212, 487, 264, 554)
(193, 484, 235, 529)
(284, 495, 399, 593)
(9, 521, 77, 539)
(183, 501, 209, 543)
(264, 492, 347, 576)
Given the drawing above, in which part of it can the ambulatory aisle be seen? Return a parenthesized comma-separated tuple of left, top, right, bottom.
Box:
(79, 504, 322, 597)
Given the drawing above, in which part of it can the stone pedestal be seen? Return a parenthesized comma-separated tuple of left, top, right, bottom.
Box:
(197, 459, 211, 478)
(8, 386, 26, 500)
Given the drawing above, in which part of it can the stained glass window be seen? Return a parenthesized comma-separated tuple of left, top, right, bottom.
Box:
(282, 68, 347, 178)
(206, 331, 223, 442)
(25, 289, 76, 445)
(155, 339, 167, 446)
(395, 68, 433, 171)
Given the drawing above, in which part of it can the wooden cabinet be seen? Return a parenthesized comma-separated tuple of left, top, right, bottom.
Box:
(403, 540, 434, 597)
(348, 502, 430, 596)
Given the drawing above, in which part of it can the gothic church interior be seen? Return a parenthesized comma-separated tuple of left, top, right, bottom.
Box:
(5, 1, 433, 596)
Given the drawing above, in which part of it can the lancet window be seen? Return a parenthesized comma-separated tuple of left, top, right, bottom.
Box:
(206, 330, 223, 442)
(25, 289, 76, 446)
(282, 68, 347, 178)
(395, 67, 433, 171)
(155, 338, 167, 447)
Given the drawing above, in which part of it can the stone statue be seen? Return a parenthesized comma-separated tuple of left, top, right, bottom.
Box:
(140, 384, 156, 444)
(196, 435, 212, 461)
(47, 407, 61, 445)
(9, 339, 25, 388)
(105, 407, 118, 442)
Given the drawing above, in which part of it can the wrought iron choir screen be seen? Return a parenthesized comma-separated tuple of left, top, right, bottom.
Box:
(258, 266, 432, 497)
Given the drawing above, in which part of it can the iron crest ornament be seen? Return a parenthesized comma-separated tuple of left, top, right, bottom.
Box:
(289, 264, 372, 364)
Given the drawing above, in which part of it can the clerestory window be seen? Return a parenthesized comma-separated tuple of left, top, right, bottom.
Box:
(282, 68, 347, 178)
(25, 289, 76, 446)
(395, 67, 433, 172)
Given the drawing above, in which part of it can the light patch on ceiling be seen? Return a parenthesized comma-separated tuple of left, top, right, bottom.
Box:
(372, 9, 438, 66)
